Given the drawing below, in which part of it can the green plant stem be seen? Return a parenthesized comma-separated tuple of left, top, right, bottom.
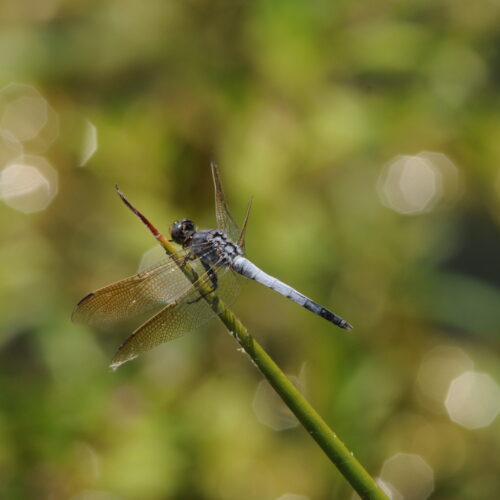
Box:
(220, 309, 388, 500)
(154, 235, 388, 500)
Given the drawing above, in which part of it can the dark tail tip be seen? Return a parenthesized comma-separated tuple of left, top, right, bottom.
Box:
(338, 318, 353, 331)
(318, 307, 353, 331)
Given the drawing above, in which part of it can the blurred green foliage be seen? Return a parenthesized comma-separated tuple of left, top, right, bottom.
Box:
(0, 1, 499, 499)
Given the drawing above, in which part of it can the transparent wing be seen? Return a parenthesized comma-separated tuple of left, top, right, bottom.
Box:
(110, 261, 240, 368)
(72, 243, 215, 328)
(211, 162, 240, 242)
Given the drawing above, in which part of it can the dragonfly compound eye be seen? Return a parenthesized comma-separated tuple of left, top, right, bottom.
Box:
(170, 218, 196, 245)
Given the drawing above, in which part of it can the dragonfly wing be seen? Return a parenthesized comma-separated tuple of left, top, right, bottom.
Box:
(110, 265, 240, 368)
(211, 162, 240, 242)
(72, 248, 208, 327)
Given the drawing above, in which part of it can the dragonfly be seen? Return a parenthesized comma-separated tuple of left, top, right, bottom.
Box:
(72, 163, 352, 368)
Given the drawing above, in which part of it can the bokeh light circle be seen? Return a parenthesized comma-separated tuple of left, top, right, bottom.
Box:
(445, 371, 500, 429)
(378, 151, 462, 215)
(0, 83, 59, 152)
(416, 345, 474, 412)
(379, 453, 434, 500)
(0, 155, 58, 213)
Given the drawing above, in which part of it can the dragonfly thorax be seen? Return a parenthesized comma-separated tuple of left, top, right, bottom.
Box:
(190, 229, 243, 267)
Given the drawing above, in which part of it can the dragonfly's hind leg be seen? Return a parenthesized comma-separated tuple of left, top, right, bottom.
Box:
(187, 259, 218, 304)
(202, 259, 218, 291)
(179, 252, 218, 291)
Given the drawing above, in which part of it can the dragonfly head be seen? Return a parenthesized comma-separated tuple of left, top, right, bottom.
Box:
(170, 218, 196, 246)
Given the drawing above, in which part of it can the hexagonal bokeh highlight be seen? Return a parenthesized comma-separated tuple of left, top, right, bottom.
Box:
(445, 370, 500, 429)
(377, 155, 440, 214)
(416, 345, 474, 412)
(253, 366, 307, 431)
(377, 151, 462, 215)
(417, 151, 463, 204)
(1, 95, 48, 142)
(0, 83, 59, 152)
(351, 478, 399, 500)
(138, 245, 167, 272)
(379, 453, 434, 500)
(253, 378, 299, 431)
(0, 155, 58, 213)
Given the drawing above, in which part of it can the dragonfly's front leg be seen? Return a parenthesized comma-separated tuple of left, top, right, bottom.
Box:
(171, 250, 200, 272)
(177, 252, 195, 268)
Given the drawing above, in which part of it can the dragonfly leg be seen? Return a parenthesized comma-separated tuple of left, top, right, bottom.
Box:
(175, 252, 195, 267)
(202, 259, 218, 290)
(186, 259, 218, 304)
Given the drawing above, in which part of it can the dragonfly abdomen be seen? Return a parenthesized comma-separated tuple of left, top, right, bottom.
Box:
(231, 256, 352, 330)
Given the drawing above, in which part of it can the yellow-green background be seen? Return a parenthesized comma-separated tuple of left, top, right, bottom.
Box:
(0, 1, 499, 499)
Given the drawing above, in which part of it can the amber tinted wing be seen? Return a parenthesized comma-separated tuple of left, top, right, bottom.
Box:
(110, 263, 239, 368)
(72, 247, 209, 328)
